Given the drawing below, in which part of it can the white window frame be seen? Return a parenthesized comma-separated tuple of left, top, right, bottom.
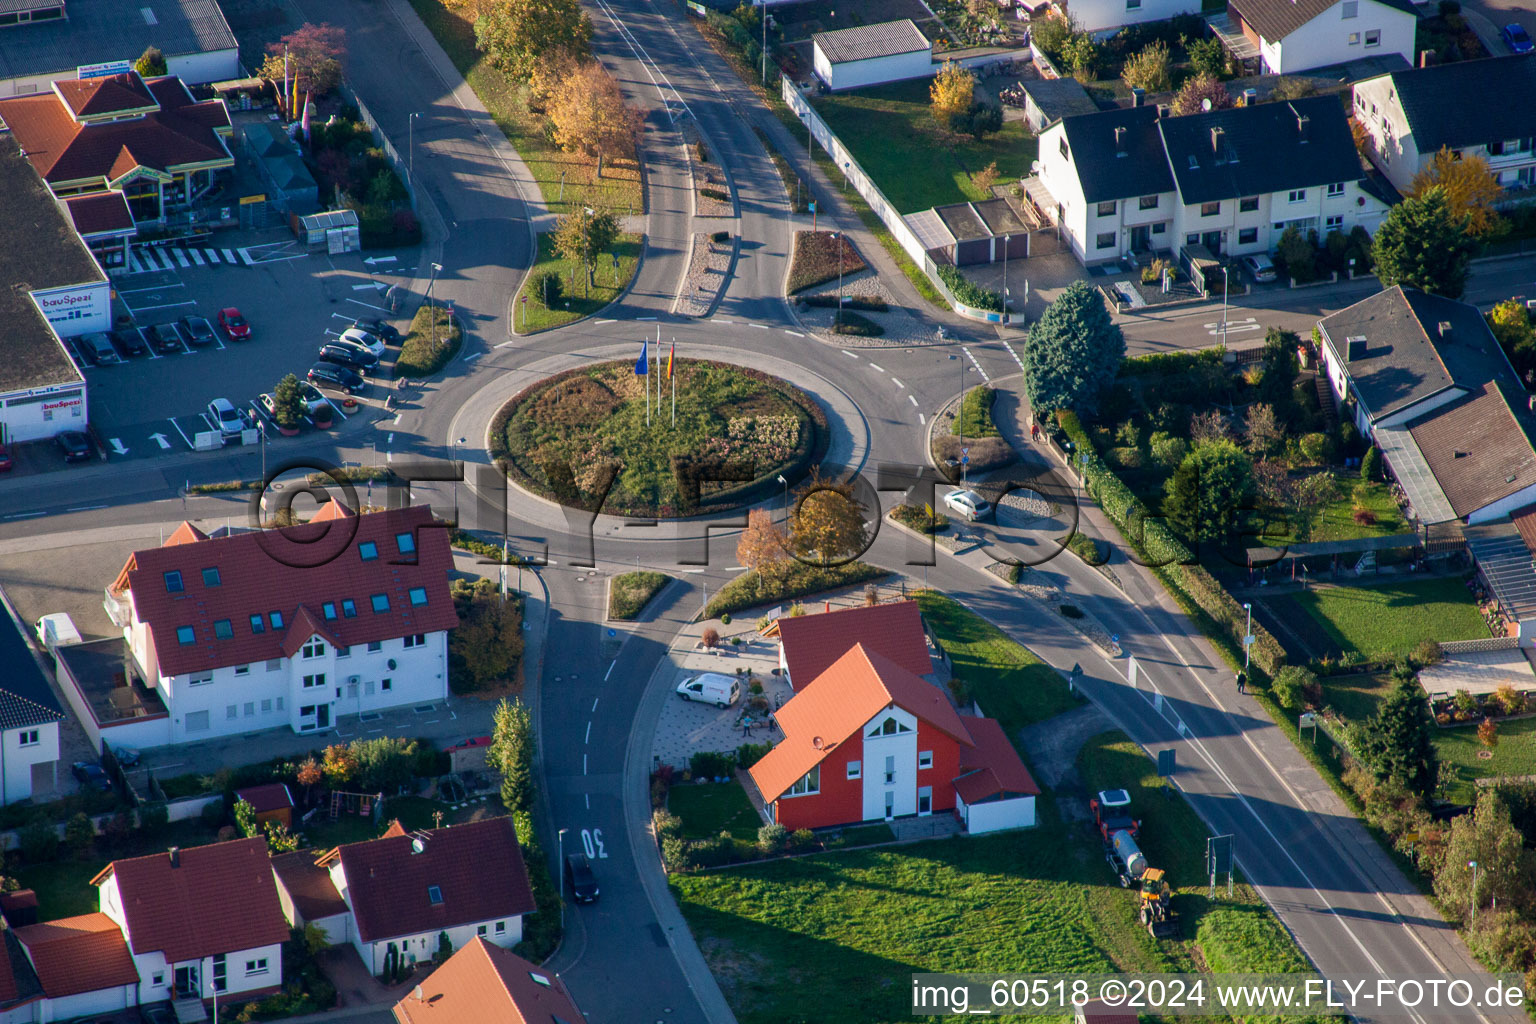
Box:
(1288, 189, 1306, 203)
(1365, 28, 1380, 46)
(245, 958, 268, 976)
(918, 751, 933, 770)
(301, 639, 325, 659)
(847, 761, 862, 780)
(785, 766, 820, 797)
(1326, 182, 1345, 197)
(17, 729, 38, 747)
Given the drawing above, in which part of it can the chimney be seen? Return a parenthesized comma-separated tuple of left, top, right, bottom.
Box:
(1131, 86, 1145, 107)
(1346, 335, 1367, 360)
(1296, 113, 1310, 140)
(1242, 88, 1258, 106)
(1210, 125, 1225, 155)
(1156, 103, 1171, 119)
(1114, 125, 1126, 156)
(167, 847, 179, 868)
(1420, 50, 1432, 68)
(1438, 320, 1453, 342)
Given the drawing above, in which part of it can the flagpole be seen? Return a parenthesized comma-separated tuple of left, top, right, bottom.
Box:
(671, 338, 677, 427)
(645, 334, 650, 426)
(654, 326, 660, 426)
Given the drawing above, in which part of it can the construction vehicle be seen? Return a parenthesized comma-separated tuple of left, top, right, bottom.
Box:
(1092, 789, 1180, 938)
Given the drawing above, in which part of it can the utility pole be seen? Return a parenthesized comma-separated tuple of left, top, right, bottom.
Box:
(408, 112, 421, 189)
(558, 829, 569, 933)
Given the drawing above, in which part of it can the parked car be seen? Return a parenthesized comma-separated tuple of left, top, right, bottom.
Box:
(149, 323, 183, 354)
(675, 672, 740, 707)
(297, 381, 333, 416)
(307, 362, 366, 394)
(353, 318, 400, 343)
(110, 327, 148, 356)
(0, 443, 11, 472)
(206, 398, 246, 441)
(318, 342, 379, 373)
(56, 430, 91, 462)
(1503, 22, 1533, 52)
(338, 327, 386, 358)
(217, 307, 252, 340)
(1240, 253, 1277, 283)
(942, 488, 991, 521)
(36, 613, 82, 648)
(565, 853, 600, 903)
(178, 315, 216, 347)
(79, 332, 120, 365)
(72, 761, 113, 793)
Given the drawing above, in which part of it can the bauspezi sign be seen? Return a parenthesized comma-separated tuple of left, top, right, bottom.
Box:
(32, 283, 108, 331)
(77, 60, 133, 80)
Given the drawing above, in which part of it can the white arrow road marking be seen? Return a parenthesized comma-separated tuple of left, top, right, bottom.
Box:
(149, 432, 171, 450)
(364, 256, 398, 266)
(351, 283, 381, 291)
(109, 438, 129, 455)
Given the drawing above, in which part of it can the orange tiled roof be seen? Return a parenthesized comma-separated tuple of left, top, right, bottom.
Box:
(13, 913, 138, 998)
(776, 601, 932, 687)
(393, 937, 587, 1024)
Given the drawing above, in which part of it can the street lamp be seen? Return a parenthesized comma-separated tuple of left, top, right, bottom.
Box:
(1469, 860, 1479, 927)
(581, 207, 595, 297)
(842, 161, 850, 192)
(452, 436, 466, 521)
(777, 473, 789, 524)
(426, 261, 444, 349)
(558, 829, 569, 933)
(1242, 602, 1253, 678)
(831, 231, 844, 330)
(1221, 262, 1230, 349)
(408, 112, 422, 189)
(1001, 233, 1009, 324)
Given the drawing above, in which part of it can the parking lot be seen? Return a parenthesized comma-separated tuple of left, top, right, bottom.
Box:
(49, 233, 419, 469)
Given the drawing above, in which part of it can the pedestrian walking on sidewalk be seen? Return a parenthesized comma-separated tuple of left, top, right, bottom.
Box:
(1236, 671, 1247, 695)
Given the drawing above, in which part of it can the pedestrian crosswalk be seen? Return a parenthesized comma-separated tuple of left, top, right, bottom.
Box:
(126, 245, 270, 273)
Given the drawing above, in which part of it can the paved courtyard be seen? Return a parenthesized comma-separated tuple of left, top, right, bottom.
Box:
(651, 632, 793, 771)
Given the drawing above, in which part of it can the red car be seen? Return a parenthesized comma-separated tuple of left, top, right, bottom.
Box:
(217, 307, 251, 341)
(0, 443, 11, 472)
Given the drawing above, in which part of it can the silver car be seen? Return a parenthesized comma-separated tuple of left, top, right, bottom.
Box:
(943, 488, 991, 521)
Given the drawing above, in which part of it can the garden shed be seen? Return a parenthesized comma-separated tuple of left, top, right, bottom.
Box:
(294, 208, 360, 251)
(812, 20, 933, 91)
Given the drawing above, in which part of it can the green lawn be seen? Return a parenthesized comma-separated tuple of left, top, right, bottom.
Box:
(810, 79, 1038, 214)
(1291, 578, 1487, 659)
(610, 570, 670, 620)
(13, 860, 101, 921)
(405, 0, 642, 220)
(668, 782, 763, 841)
(512, 233, 642, 334)
(1252, 480, 1408, 545)
(1319, 671, 1395, 722)
(1435, 716, 1536, 804)
(915, 591, 1078, 733)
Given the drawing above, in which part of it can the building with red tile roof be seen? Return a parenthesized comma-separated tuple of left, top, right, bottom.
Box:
(0, 70, 232, 227)
(14, 912, 139, 1019)
(749, 643, 1038, 833)
(92, 837, 289, 1005)
(272, 849, 352, 946)
(236, 782, 295, 828)
(394, 937, 588, 1024)
(773, 600, 933, 690)
(325, 817, 536, 975)
(98, 502, 457, 746)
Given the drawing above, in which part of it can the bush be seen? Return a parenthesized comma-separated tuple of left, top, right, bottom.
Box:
(19, 817, 58, 863)
(736, 742, 771, 768)
(829, 311, 885, 337)
(695, 139, 709, 162)
(1277, 226, 1320, 283)
(1361, 446, 1380, 481)
(533, 271, 563, 310)
(689, 750, 735, 778)
(1269, 665, 1320, 710)
(701, 627, 720, 648)
(396, 304, 461, 378)
(1412, 640, 1443, 668)
(137, 801, 170, 835)
(703, 561, 886, 619)
(64, 812, 95, 857)
(800, 294, 888, 312)
(701, 186, 730, 203)
(790, 827, 816, 850)
(935, 264, 1003, 312)
(757, 822, 790, 855)
(712, 230, 730, 244)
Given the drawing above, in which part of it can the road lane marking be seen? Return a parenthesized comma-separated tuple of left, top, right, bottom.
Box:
(638, 316, 657, 321)
(595, 318, 616, 325)
(592, 697, 599, 711)
(919, 413, 926, 425)
(585, 722, 591, 743)
(3, 512, 45, 520)
(464, 352, 482, 362)
(841, 349, 858, 358)
(891, 377, 905, 388)
(909, 394, 919, 407)
(221, 249, 237, 263)
(867, 362, 885, 373)
(495, 339, 515, 348)
(784, 330, 804, 337)
(205, 249, 220, 264)
(67, 505, 107, 512)
(344, 298, 392, 313)
(961, 345, 991, 382)
(188, 249, 205, 266)
(582, 754, 588, 775)
(173, 249, 190, 268)
(749, 323, 768, 329)
(604, 663, 615, 681)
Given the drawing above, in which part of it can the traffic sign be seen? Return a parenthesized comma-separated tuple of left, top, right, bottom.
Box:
(607, 628, 616, 637)
(1243, 634, 1256, 646)
(1156, 749, 1176, 777)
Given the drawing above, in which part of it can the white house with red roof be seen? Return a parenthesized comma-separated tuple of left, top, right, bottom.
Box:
(277, 817, 536, 976)
(99, 502, 457, 747)
(91, 837, 290, 1007)
(772, 600, 935, 690)
(393, 937, 587, 1024)
(747, 644, 1038, 833)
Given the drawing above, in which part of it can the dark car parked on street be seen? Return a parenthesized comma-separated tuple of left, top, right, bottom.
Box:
(149, 323, 183, 354)
(56, 431, 92, 462)
(565, 853, 599, 903)
(110, 327, 148, 356)
(72, 761, 112, 792)
(178, 315, 216, 347)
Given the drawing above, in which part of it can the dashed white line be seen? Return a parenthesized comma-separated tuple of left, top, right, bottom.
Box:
(67, 505, 107, 512)
(867, 362, 886, 373)
(909, 394, 919, 407)
(891, 377, 905, 389)
(595, 318, 617, 325)
(638, 316, 658, 321)
(919, 413, 926, 425)
(585, 793, 590, 809)
(961, 346, 992, 382)
(715, 319, 734, 325)
(591, 697, 599, 712)
(583, 754, 588, 774)
(604, 663, 615, 681)
(749, 323, 769, 330)
(841, 349, 858, 358)
(4, 511, 45, 520)
(495, 339, 516, 349)
(585, 721, 591, 744)
(784, 330, 804, 337)
(464, 352, 483, 362)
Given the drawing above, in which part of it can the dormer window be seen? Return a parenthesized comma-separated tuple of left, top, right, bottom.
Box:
(359, 541, 378, 561)
(302, 638, 326, 659)
(164, 571, 184, 594)
(427, 885, 443, 905)
(202, 567, 221, 587)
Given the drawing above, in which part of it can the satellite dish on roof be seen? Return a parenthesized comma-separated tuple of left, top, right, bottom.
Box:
(812, 736, 824, 750)
(1201, 98, 1213, 111)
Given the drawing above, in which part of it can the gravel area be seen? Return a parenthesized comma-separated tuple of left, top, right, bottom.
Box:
(678, 233, 734, 317)
(682, 123, 734, 218)
(791, 269, 945, 348)
(997, 489, 1056, 522)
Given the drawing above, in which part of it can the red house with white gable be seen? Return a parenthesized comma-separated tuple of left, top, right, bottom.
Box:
(748, 644, 1039, 834)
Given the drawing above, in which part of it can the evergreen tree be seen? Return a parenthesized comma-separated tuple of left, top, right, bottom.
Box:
(1371, 186, 1478, 299)
(1161, 438, 1255, 544)
(1022, 281, 1125, 418)
(1356, 673, 1439, 796)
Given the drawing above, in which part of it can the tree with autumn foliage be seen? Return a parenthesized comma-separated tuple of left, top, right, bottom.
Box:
(259, 23, 345, 98)
(474, 0, 593, 82)
(321, 743, 358, 788)
(1410, 146, 1505, 240)
(930, 61, 974, 127)
(789, 470, 869, 566)
(296, 756, 323, 805)
(548, 61, 641, 178)
(737, 508, 789, 579)
(1171, 73, 1233, 116)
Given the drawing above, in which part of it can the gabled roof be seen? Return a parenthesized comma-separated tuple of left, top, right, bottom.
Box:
(1407, 381, 1536, 518)
(54, 72, 157, 120)
(236, 783, 295, 814)
(13, 912, 139, 998)
(814, 19, 930, 63)
(338, 818, 535, 944)
(1159, 96, 1362, 205)
(751, 644, 972, 802)
(953, 717, 1039, 804)
(0, 598, 66, 733)
(60, 190, 135, 238)
(393, 938, 588, 1024)
(1319, 286, 1518, 420)
(0, 75, 232, 186)
(776, 600, 932, 687)
(1021, 77, 1099, 126)
(271, 850, 349, 922)
(1229, 0, 1414, 44)
(117, 503, 458, 678)
(1057, 105, 1173, 203)
(91, 837, 289, 962)
(1369, 54, 1536, 154)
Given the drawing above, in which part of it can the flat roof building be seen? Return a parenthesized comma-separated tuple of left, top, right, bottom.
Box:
(0, 0, 238, 99)
(0, 132, 104, 443)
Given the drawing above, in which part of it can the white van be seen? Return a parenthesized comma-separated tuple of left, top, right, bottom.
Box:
(36, 613, 82, 649)
(675, 672, 741, 708)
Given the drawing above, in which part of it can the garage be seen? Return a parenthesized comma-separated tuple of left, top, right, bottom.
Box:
(812, 19, 933, 92)
(952, 718, 1039, 835)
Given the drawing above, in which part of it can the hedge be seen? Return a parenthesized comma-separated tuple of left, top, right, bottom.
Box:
(1055, 410, 1286, 676)
(702, 561, 886, 619)
(396, 304, 461, 378)
(936, 264, 1002, 312)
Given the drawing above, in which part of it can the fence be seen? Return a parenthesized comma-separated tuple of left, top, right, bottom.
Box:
(337, 82, 417, 210)
(782, 80, 1006, 324)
